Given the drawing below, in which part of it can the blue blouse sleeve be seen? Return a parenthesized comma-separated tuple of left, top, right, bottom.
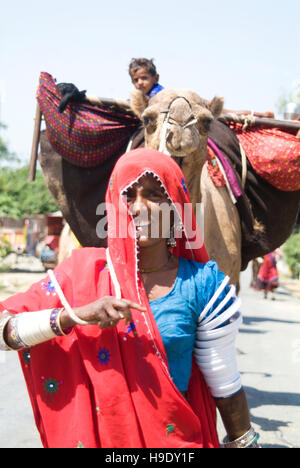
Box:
(193, 260, 234, 323)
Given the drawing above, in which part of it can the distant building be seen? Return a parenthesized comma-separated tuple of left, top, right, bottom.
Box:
(0, 216, 46, 254)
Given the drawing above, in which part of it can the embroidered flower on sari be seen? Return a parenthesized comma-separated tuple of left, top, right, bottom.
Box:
(41, 277, 58, 296)
(97, 348, 111, 365)
(126, 321, 137, 336)
(42, 377, 61, 395)
(166, 424, 175, 436)
(21, 350, 31, 365)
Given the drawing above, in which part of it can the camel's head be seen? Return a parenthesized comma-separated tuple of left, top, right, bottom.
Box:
(130, 88, 224, 162)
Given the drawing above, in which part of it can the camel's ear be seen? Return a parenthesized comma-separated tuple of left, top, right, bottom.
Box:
(208, 96, 224, 118)
(130, 89, 150, 118)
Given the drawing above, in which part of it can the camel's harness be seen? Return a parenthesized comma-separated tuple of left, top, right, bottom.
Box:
(127, 95, 248, 192)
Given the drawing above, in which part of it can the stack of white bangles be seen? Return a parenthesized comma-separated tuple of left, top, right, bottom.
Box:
(194, 276, 243, 398)
(0, 309, 65, 350)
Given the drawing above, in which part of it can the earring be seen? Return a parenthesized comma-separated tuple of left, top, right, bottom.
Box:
(167, 237, 176, 248)
(167, 226, 177, 248)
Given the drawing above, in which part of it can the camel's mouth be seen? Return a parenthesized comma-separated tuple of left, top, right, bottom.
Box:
(165, 137, 200, 158)
(169, 151, 186, 158)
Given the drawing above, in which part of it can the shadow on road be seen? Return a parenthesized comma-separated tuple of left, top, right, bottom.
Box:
(242, 316, 300, 327)
(244, 385, 300, 434)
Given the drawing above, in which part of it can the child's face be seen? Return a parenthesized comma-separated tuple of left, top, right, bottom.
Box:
(130, 67, 159, 95)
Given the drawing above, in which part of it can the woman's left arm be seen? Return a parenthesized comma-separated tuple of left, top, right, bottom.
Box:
(215, 388, 250, 437)
(194, 262, 260, 448)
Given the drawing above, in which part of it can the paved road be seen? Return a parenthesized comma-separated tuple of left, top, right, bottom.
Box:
(217, 269, 300, 448)
(0, 268, 299, 448)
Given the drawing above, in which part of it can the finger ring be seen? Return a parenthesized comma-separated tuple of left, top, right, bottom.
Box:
(119, 312, 124, 319)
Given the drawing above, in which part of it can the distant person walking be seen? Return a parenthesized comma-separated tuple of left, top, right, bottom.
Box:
(255, 250, 282, 299)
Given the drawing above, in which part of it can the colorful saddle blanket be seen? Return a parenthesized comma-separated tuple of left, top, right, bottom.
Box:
(37, 72, 140, 168)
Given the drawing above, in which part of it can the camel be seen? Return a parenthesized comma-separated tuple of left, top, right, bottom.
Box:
(38, 78, 300, 286)
(130, 88, 242, 284)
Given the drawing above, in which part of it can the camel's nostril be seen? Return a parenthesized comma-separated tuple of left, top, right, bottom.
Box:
(166, 130, 182, 150)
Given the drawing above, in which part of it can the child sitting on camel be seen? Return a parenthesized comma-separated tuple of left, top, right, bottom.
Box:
(129, 57, 164, 98)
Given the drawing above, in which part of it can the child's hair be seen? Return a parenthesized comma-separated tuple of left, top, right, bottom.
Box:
(128, 58, 158, 77)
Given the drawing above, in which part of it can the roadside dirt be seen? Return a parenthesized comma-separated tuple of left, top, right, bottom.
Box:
(0, 272, 47, 301)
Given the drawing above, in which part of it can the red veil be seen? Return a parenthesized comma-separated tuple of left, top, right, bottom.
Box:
(1, 149, 219, 448)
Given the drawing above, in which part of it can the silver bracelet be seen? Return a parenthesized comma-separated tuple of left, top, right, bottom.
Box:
(222, 426, 261, 448)
(9, 316, 29, 349)
(0, 311, 13, 351)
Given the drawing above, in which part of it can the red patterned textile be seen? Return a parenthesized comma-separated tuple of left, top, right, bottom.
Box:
(37, 72, 139, 168)
(231, 123, 300, 191)
(206, 147, 226, 187)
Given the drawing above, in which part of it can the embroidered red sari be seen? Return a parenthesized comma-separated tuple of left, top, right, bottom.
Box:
(0, 149, 219, 448)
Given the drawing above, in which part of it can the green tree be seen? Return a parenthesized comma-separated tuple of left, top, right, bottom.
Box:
(283, 232, 300, 279)
(0, 236, 12, 258)
(0, 165, 58, 218)
(0, 120, 57, 217)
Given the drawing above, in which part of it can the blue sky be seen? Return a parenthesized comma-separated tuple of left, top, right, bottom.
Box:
(0, 0, 299, 160)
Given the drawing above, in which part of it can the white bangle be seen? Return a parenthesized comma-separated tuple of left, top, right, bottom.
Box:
(17, 310, 56, 347)
(47, 270, 89, 326)
(194, 285, 243, 398)
(106, 248, 122, 299)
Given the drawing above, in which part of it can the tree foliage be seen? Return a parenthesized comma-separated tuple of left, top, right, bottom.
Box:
(0, 236, 12, 258)
(283, 232, 300, 278)
(0, 165, 58, 218)
(0, 120, 57, 217)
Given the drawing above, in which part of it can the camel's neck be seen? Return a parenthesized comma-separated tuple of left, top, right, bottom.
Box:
(180, 148, 206, 208)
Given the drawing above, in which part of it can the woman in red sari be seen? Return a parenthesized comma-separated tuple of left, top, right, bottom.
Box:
(256, 250, 282, 299)
(0, 149, 259, 448)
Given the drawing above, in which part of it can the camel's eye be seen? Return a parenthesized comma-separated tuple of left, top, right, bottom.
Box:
(143, 116, 151, 126)
(142, 112, 157, 134)
(201, 117, 212, 131)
